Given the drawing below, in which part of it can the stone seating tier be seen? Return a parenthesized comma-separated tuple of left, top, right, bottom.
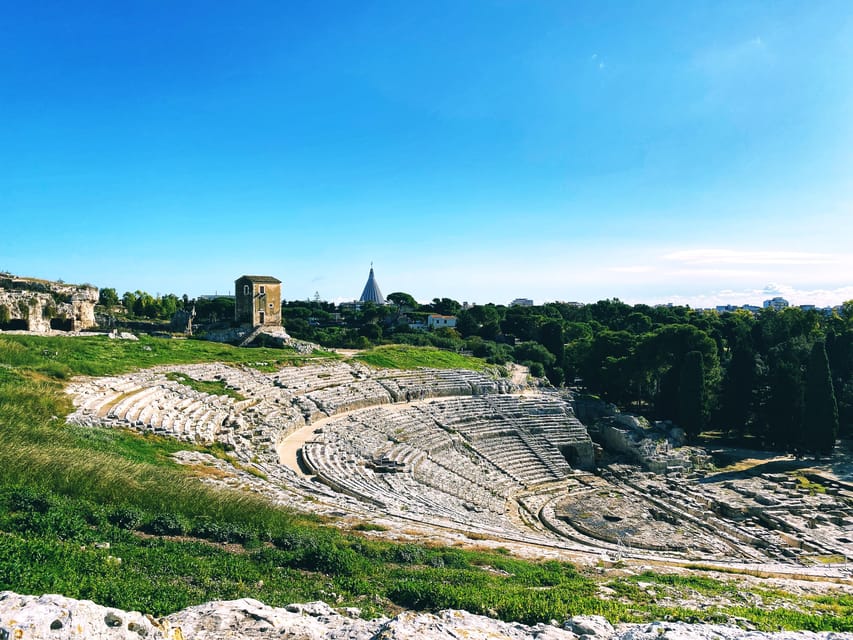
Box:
(66, 360, 596, 536)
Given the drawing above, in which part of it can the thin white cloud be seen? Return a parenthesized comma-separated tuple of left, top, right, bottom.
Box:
(609, 265, 655, 273)
(662, 249, 838, 266)
(660, 284, 853, 310)
(667, 268, 766, 278)
(762, 282, 785, 295)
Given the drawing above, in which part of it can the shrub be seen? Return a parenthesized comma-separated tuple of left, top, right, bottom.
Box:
(7, 486, 53, 513)
(525, 361, 545, 378)
(144, 512, 190, 536)
(438, 549, 469, 569)
(192, 517, 257, 544)
(34, 507, 90, 540)
(108, 506, 145, 530)
(388, 543, 426, 565)
(351, 522, 388, 532)
(272, 528, 316, 551)
(298, 541, 368, 576)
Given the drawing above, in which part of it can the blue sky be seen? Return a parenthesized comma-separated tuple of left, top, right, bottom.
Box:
(2, 1, 852, 307)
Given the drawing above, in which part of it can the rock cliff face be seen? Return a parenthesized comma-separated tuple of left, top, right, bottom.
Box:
(0, 592, 848, 640)
(0, 274, 98, 332)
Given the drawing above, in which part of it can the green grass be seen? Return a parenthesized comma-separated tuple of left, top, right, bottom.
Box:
(0, 334, 329, 537)
(0, 333, 334, 378)
(790, 472, 826, 495)
(67, 425, 213, 467)
(354, 344, 491, 371)
(0, 334, 851, 630)
(165, 371, 246, 401)
(628, 570, 740, 596)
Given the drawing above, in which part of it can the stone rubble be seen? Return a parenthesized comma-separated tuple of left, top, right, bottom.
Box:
(1, 592, 850, 640)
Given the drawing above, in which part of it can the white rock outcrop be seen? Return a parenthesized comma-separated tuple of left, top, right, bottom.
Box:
(1, 592, 851, 640)
(0, 592, 157, 639)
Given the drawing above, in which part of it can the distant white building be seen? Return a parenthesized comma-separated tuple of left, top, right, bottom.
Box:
(763, 297, 790, 311)
(798, 305, 835, 316)
(714, 304, 763, 314)
(428, 314, 457, 329)
(510, 298, 534, 307)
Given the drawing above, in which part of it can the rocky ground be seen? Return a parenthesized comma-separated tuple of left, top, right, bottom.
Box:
(2, 592, 851, 640)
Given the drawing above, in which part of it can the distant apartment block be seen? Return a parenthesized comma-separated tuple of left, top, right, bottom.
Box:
(510, 298, 534, 307)
(763, 297, 790, 311)
(713, 301, 837, 315)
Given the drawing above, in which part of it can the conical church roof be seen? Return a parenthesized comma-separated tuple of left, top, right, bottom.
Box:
(359, 266, 385, 304)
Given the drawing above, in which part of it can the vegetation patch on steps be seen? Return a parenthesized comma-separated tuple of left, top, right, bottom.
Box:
(165, 371, 246, 401)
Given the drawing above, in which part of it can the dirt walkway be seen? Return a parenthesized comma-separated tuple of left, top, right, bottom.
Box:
(276, 421, 323, 477)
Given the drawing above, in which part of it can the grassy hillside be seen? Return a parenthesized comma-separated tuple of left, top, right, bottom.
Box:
(0, 333, 331, 378)
(0, 334, 850, 630)
(354, 344, 492, 372)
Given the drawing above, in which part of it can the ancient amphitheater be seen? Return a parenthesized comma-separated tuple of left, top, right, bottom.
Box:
(66, 360, 853, 575)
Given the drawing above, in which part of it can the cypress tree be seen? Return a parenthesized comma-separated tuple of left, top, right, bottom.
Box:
(765, 361, 803, 451)
(538, 320, 565, 364)
(678, 350, 705, 440)
(720, 339, 756, 437)
(803, 341, 839, 455)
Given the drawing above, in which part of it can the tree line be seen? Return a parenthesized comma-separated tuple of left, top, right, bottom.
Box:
(284, 296, 850, 454)
(98, 288, 235, 324)
(98, 286, 850, 454)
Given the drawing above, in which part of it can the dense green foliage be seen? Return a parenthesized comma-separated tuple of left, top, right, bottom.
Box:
(803, 341, 839, 455)
(284, 296, 853, 451)
(97, 287, 234, 326)
(678, 351, 705, 439)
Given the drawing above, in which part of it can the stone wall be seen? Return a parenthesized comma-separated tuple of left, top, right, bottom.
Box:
(0, 274, 98, 332)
